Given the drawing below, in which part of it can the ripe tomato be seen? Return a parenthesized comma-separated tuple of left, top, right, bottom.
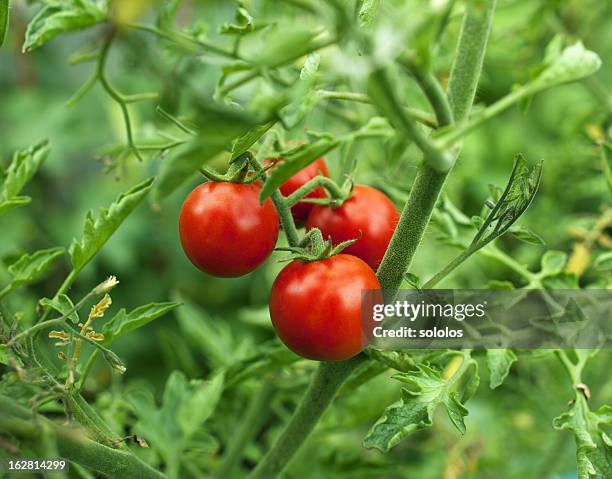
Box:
(266, 158, 329, 223)
(179, 182, 279, 277)
(306, 185, 399, 271)
(269, 254, 381, 361)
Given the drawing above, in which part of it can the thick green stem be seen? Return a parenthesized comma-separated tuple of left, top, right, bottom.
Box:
(0, 396, 164, 479)
(215, 381, 275, 479)
(377, 0, 496, 295)
(249, 356, 365, 479)
(249, 3, 496, 478)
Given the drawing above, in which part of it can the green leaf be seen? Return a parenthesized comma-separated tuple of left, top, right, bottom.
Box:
(300, 53, 320, 80)
(358, 0, 380, 28)
(39, 294, 79, 323)
(486, 349, 517, 389)
(102, 302, 180, 343)
(219, 2, 254, 36)
(69, 178, 154, 272)
(153, 106, 255, 202)
(176, 371, 224, 438)
(554, 397, 612, 479)
(2, 139, 50, 200)
(363, 360, 475, 452)
(540, 250, 568, 276)
(249, 27, 320, 67)
(471, 155, 543, 249)
(509, 225, 546, 245)
(0, 344, 8, 365)
(6, 247, 64, 291)
(602, 144, 612, 195)
(231, 121, 275, 161)
(23, 0, 107, 52)
(0, 0, 8, 48)
(259, 137, 340, 202)
(531, 42, 602, 93)
(0, 197, 31, 215)
(593, 251, 612, 272)
(542, 272, 579, 289)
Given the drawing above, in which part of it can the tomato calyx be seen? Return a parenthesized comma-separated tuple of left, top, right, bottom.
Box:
(199, 151, 270, 184)
(277, 227, 361, 262)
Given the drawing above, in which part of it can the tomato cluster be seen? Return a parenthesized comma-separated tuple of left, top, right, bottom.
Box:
(178, 157, 397, 361)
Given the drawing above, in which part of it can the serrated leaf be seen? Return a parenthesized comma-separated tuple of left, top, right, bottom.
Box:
(363, 360, 474, 452)
(0, 0, 8, 48)
(486, 349, 517, 389)
(542, 272, 579, 289)
(39, 294, 79, 323)
(102, 301, 180, 343)
(554, 396, 612, 479)
(532, 42, 602, 93)
(259, 137, 339, 202)
(471, 155, 543, 249)
(69, 178, 153, 272)
(540, 250, 568, 276)
(23, 0, 107, 52)
(6, 247, 64, 290)
(2, 140, 50, 200)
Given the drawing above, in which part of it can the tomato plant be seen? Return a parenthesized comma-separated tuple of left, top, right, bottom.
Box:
(270, 254, 380, 361)
(0, 1, 611, 479)
(179, 182, 279, 277)
(307, 185, 399, 270)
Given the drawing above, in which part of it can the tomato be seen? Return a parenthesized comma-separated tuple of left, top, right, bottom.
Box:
(179, 182, 279, 277)
(306, 185, 399, 271)
(267, 158, 329, 223)
(269, 254, 381, 361)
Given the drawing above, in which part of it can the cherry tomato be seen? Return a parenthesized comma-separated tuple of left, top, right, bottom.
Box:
(306, 185, 399, 271)
(179, 182, 279, 277)
(270, 254, 381, 361)
(266, 158, 329, 223)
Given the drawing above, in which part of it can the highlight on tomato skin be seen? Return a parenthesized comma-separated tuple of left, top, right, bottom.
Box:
(306, 185, 400, 271)
(179, 182, 279, 278)
(265, 157, 330, 223)
(269, 254, 381, 361)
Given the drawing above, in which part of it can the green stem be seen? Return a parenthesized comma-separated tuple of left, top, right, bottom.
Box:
(249, 3, 496, 478)
(39, 269, 78, 322)
(399, 59, 454, 127)
(249, 356, 365, 479)
(0, 396, 164, 478)
(422, 247, 474, 288)
(215, 381, 275, 479)
(479, 244, 538, 283)
(377, 0, 496, 295)
(97, 32, 143, 161)
(271, 190, 300, 247)
(317, 90, 438, 128)
(284, 176, 345, 207)
(368, 68, 452, 172)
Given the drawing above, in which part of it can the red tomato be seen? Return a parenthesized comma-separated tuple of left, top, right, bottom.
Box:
(266, 158, 329, 223)
(306, 185, 399, 271)
(179, 182, 279, 277)
(269, 254, 381, 361)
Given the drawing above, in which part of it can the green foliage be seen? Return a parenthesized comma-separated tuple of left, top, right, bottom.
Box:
(69, 177, 154, 272)
(0, 0, 8, 48)
(364, 354, 479, 451)
(0, 140, 49, 215)
(102, 302, 181, 343)
(3, 247, 65, 296)
(23, 0, 108, 52)
(486, 349, 517, 389)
